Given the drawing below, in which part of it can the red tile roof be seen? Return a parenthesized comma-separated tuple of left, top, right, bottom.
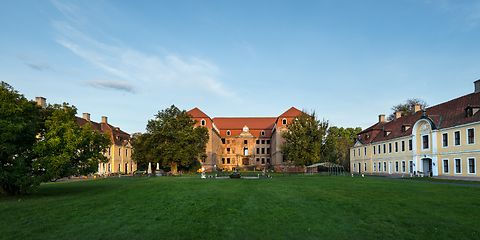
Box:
(359, 92, 480, 144)
(187, 107, 210, 119)
(76, 117, 130, 146)
(279, 107, 303, 117)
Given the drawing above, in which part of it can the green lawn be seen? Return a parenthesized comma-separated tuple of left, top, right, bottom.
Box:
(1, 175, 479, 240)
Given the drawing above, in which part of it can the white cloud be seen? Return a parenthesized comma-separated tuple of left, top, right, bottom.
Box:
(51, 1, 236, 98)
(86, 80, 136, 93)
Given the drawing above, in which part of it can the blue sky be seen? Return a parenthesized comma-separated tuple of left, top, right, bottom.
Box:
(1, 0, 480, 133)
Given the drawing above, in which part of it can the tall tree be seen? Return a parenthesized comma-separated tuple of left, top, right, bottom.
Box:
(34, 103, 111, 181)
(387, 98, 428, 121)
(281, 112, 329, 166)
(0, 82, 42, 194)
(323, 126, 362, 170)
(133, 105, 209, 174)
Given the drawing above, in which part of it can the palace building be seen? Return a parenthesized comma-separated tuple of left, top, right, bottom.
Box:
(187, 107, 304, 172)
(350, 80, 480, 179)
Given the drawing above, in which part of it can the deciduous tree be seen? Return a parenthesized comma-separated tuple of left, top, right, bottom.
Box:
(387, 98, 428, 121)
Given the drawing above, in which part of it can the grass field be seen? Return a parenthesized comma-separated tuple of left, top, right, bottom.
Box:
(1, 175, 479, 240)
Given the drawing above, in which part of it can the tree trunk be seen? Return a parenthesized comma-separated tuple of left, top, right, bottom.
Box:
(171, 162, 178, 175)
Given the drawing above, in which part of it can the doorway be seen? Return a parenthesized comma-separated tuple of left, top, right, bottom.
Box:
(422, 158, 433, 177)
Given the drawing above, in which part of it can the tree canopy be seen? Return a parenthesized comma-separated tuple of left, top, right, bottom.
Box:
(322, 126, 362, 170)
(281, 112, 329, 166)
(132, 105, 209, 174)
(0, 81, 111, 195)
(34, 103, 111, 182)
(387, 98, 428, 121)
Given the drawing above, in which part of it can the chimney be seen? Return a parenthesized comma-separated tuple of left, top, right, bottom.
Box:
(395, 111, 402, 119)
(475, 80, 480, 93)
(101, 116, 108, 124)
(83, 113, 91, 121)
(35, 97, 46, 108)
(378, 114, 386, 123)
(414, 104, 421, 113)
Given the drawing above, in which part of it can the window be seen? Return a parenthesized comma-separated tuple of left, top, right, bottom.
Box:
(442, 133, 448, 147)
(364, 147, 367, 156)
(200, 119, 206, 126)
(282, 118, 287, 125)
(443, 159, 449, 173)
(378, 145, 381, 154)
(467, 128, 475, 144)
(353, 163, 356, 172)
(261, 158, 265, 164)
(373, 146, 376, 155)
(226, 130, 231, 136)
(256, 148, 260, 154)
(256, 158, 259, 162)
(409, 160, 413, 173)
(261, 140, 265, 144)
(222, 138, 226, 144)
(383, 162, 387, 172)
(378, 162, 381, 172)
(244, 140, 248, 145)
(256, 139, 260, 144)
(422, 135, 429, 150)
(227, 148, 231, 154)
(125, 149, 128, 157)
(358, 149, 360, 156)
(353, 149, 355, 157)
(374, 163, 377, 172)
(402, 161, 406, 173)
(222, 158, 225, 164)
(266, 140, 270, 144)
(408, 139, 413, 151)
(395, 161, 399, 172)
(244, 147, 248, 156)
(267, 148, 270, 154)
(261, 130, 265, 136)
(267, 158, 270, 164)
(455, 158, 461, 174)
(118, 148, 121, 156)
(395, 142, 398, 152)
(383, 144, 386, 154)
(455, 131, 461, 146)
(261, 148, 265, 154)
(401, 141, 405, 152)
(468, 158, 476, 174)
(389, 143, 392, 153)
(227, 158, 231, 164)
(364, 163, 367, 171)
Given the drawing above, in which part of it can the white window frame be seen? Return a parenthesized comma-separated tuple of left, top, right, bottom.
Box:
(401, 160, 406, 173)
(378, 162, 381, 172)
(226, 130, 231, 136)
(364, 147, 367, 156)
(442, 159, 449, 174)
(468, 157, 476, 174)
(383, 162, 387, 172)
(454, 131, 461, 146)
(467, 128, 475, 145)
(200, 119, 206, 126)
(364, 162, 367, 172)
(282, 118, 287, 125)
(454, 158, 462, 174)
(421, 134, 430, 150)
(261, 130, 265, 136)
(395, 161, 399, 172)
(442, 133, 448, 148)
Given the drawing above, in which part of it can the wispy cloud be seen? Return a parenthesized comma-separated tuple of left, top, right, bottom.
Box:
(86, 80, 136, 93)
(50, 0, 237, 98)
(17, 55, 52, 71)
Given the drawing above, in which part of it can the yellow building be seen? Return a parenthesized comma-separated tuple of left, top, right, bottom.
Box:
(76, 114, 136, 175)
(351, 80, 480, 179)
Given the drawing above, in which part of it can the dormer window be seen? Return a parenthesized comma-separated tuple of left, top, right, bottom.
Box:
(384, 131, 391, 137)
(365, 134, 370, 139)
(200, 119, 206, 126)
(261, 130, 265, 136)
(401, 124, 411, 132)
(282, 118, 287, 125)
(465, 106, 479, 117)
(226, 130, 231, 136)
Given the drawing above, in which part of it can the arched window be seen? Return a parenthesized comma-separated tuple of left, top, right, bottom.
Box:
(261, 130, 265, 136)
(282, 118, 287, 125)
(200, 119, 206, 126)
(226, 130, 231, 136)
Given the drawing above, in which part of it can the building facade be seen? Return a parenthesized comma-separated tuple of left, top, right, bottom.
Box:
(187, 107, 304, 172)
(76, 113, 136, 175)
(350, 80, 480, 179)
